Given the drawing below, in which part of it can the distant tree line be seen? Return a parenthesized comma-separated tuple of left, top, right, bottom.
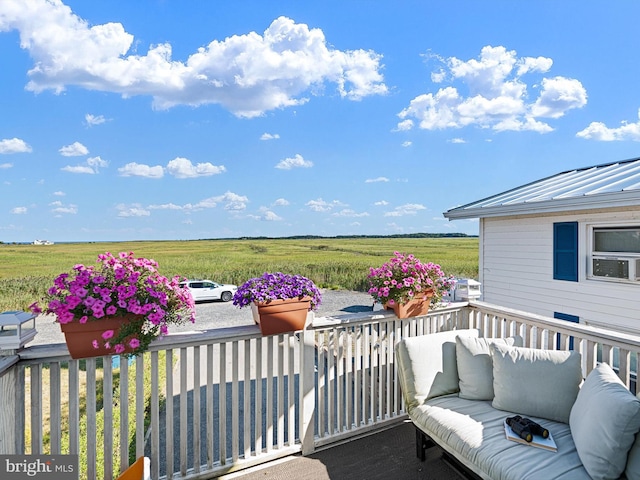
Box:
(230, 233, 478, 241)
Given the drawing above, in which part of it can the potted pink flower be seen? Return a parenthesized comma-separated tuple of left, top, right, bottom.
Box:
(367, 252, 455, 318)
(30, 252, 196, 358)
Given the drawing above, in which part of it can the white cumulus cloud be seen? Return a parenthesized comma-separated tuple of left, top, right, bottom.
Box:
(11, 206, 27, 214)
(0, 2, 387, 117)
(249, 207, 282, 221)
(275, 154, 313, 170)
(49, 201, 78, 214)
(332, 209, 370, 218)
(166, 157, 226, 178)
(272, 198, 290, 206)
(0, 138, 32, 154)
(0, 163, 13, 169)
(190, 192, 249, 211)
(365, 177, 389, 183)
(85, 113, 107, 126)
(261, 133, 280, 140)
(384, 203, 426, 217)
(576, 108, 640, 141)
(397, 45, 586, 133)
(59, 141, 88, 157)
(62, 155, 107, 174)
(306, 198, 346, 212)
(118, 162, 164, 178)
(116, 204, 150, 217)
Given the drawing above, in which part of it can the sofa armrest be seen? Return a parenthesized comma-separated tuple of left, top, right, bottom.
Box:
(396, 329, 479, 410)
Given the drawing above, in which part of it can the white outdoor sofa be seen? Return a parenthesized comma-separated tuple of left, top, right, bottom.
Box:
(395, 329, 640, 480)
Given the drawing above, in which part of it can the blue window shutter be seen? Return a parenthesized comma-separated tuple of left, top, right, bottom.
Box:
(553, 222, 578, 281)
(554, 312, 579, 350)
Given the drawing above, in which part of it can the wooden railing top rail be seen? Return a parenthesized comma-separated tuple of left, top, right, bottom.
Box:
(0, 355, 18, 375)
(310, 302, 468, 329)
(469, 300, 640, 350)
(10, 301, 640, 364)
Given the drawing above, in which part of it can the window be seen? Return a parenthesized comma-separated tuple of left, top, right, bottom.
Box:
(553, 222, 578, 282)
(590, 226, 640, 283)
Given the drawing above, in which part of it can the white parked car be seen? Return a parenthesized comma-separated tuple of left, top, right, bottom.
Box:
(180, 279, 238, 303)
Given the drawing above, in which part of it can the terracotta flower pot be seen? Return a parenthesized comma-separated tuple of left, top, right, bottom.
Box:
(385, 289, 434, 319)
(254, 297, 311, 335)
(59, 316, 139, 359)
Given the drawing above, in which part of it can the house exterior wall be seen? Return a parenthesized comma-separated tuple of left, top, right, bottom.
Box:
(479, 209, 640, 335)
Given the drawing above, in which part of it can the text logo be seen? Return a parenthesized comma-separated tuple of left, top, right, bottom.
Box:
(0, 455, 78, 479)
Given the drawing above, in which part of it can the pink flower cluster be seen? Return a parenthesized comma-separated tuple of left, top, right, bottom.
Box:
(367, 251, 455, 306)
(31, 252, 196, 356)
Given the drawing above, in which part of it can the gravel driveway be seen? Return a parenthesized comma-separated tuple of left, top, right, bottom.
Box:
(30, 290, 375, 346)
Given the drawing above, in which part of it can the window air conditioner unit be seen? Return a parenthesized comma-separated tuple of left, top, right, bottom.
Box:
(592, 256, 640, 281)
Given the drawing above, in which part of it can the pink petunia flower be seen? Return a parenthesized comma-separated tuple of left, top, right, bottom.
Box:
(101, 329, 114, 340)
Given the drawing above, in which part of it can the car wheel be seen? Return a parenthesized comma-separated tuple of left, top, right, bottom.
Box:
(221, 291, 233, 302)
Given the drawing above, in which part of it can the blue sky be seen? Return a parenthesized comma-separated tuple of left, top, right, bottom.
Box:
(2, 1, 640, 242)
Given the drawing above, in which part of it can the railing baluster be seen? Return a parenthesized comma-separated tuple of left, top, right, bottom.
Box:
(287, 334, 295, 447)
(219, 342, 227, 465)
(206, 344, 214, 468)
(30, 364, 42, 454)
(179, 348, 187, 475)
(243, 339, 252, 458)
(103, 358, 113, 480)
(255, 338, 262, 455)
(277, 334, 285, 448)
(346, 327, 353, 431)
(266, 336, 274, 452)
(118, 357, 128, 473)
(86, 359, 97, 480)
(136, 355, 146, 459)
(49, 362, 61, 454)
(165, 349, 174, 479)
(619, 348, 631, 387)
(232, 342, 239, 462)
(193, 346, 201, 472)
(151, 351, 160, 480)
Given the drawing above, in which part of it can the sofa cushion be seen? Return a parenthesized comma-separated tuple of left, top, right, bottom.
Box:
(490, 344, 581, 423)
(570, 362, 640, 480)
(411, 395, 591, 480)
(396, 329, 479, 410)
(456, 336, 522, 400)
(626, 393, 640, 480)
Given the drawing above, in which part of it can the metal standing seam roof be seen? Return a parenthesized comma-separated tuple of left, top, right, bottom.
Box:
(444, 157, 640, 220)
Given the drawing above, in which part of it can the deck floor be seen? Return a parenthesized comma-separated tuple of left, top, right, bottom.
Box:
(223, 421, 469, 480)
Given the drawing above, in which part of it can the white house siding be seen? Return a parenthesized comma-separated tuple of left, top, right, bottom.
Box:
(480, 209, 640, 335)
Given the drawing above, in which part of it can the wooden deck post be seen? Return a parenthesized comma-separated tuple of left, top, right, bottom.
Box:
(0, 355, 19, 454)
(299, 315, 316, 455)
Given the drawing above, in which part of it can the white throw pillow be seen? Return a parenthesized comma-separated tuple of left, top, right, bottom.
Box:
(570, 362, 640, 480)
(626, 393, 640, 480)
(490, 343, 582, 423)
(396, 329, 479, 409)
(456, 336, 522, 400)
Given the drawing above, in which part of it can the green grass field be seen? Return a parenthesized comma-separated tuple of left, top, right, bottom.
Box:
(0, 237, 478, 312)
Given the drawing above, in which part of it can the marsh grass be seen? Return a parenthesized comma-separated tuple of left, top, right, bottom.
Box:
(0, 238, 478, 311)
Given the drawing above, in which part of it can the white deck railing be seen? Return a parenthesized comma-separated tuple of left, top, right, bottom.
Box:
(0, 301, 638, 479)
